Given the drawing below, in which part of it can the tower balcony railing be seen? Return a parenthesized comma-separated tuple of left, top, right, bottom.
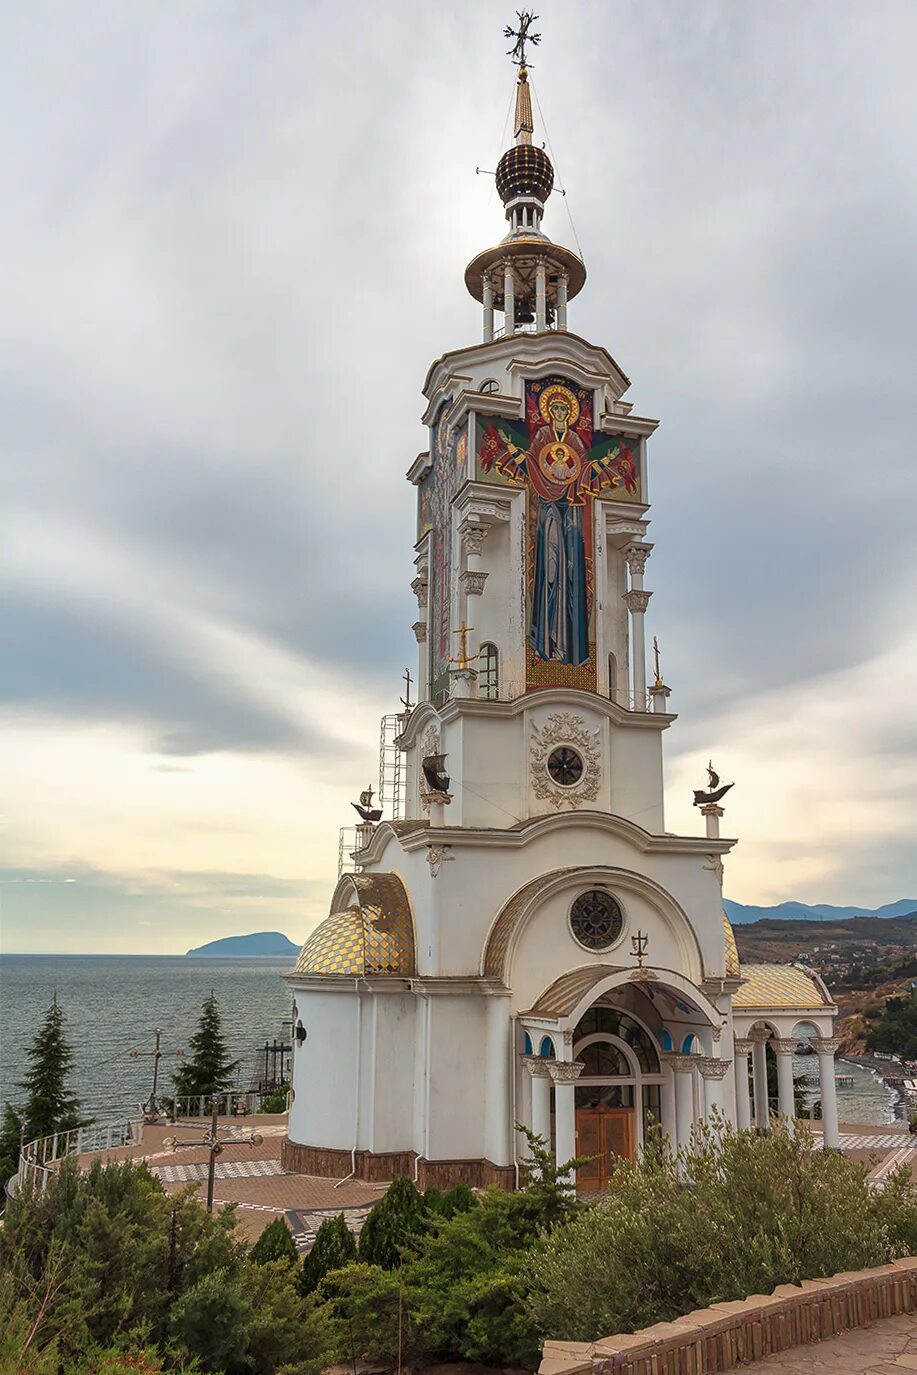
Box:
(459, 680, 656, 711)
(492, 319, 555, 340)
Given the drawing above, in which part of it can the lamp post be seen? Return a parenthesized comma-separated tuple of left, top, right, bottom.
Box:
(129, 1028, 184, 1122)
(163, 1099, 263, 1212)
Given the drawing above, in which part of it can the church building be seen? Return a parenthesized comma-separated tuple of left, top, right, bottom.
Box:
(284, 38, 841, 1191)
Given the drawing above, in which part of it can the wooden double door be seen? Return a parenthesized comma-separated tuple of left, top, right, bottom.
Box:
(575, 1107, 636, 1190)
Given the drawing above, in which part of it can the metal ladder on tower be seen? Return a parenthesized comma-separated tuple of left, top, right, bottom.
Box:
(378, 713, 406, 823)
(337, 712, 406, 878)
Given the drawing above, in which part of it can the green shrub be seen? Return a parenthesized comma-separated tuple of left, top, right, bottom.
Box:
(441, 1181, 478, 1217)
(260, 1084, 290, 1113)
(299, 1212, 358, 1296)
(250, 1216, 298, 1266)
(526, 1120, 892, 1342)
(0, 1157, 333, 1375)
(357, 1175, 428, 1269)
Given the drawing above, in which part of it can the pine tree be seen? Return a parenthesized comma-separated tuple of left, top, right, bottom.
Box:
(14, 997, 85, 1143)
(299, 1212, 357, 1295)
(171, 992, 239, 1104)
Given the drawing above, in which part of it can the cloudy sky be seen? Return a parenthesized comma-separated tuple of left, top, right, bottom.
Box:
(2, 1, 916, 954)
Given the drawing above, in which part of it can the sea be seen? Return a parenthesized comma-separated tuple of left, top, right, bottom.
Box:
(0, 955, 904, 1128)
(0, 955, 294, 1122)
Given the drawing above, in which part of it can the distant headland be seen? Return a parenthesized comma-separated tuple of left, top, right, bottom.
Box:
(185, 931, 300, 957)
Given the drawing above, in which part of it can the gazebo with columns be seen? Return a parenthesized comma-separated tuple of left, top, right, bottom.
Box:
(283, 35, 842, 1192)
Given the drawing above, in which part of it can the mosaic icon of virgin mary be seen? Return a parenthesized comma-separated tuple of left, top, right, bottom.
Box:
(495, 383, 590, 665)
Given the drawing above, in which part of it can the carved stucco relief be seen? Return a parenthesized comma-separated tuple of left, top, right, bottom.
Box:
(529, 711, 601, 811)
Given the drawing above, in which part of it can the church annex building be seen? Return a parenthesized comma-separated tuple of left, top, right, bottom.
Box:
(283, 51, 841, 1192)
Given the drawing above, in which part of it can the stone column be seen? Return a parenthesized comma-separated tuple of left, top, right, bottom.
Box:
(458, 522, 489, 615)
(659, 1059, 677, 1149)
(733, 1039, 753, 1131)
(750, 1029, 771, 1132)
(700, 803, 725, 840)
(483, 273, 494, 342)
(547, 1061, 584, 1181)
(699, 1057, 732, 1123)
(772, 1038, 798, 1132)
(624, 544, 652, 710)
(664, 1053, 697, 1153)
(412, 620, 428, 699)
(535, 258, 547, 331)
(812, 1037, 842, 1150)
(503, 259, 515, 335)
(556, 272, 568, 330)
(523, 1056, 553, 1155)
(650, 681, 672, 714)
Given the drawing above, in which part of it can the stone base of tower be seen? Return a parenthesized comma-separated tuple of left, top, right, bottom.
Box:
(281, 1137, 515, 1191)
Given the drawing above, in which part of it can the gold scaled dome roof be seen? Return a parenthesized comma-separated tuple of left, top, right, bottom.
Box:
(733, 963, 832, 1010)
(723, 912, 740, 977)
(295, 872, 415, 978)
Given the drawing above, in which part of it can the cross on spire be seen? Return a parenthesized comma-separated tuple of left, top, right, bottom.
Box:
(504, 10, 541, 67)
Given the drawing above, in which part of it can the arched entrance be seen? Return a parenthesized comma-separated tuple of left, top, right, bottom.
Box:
(572, 1005, 662, 1190)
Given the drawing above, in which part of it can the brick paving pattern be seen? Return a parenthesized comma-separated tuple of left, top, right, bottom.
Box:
(741, 1310, 917, 1373)
(286, 1203, 374, 1253)
(150, 1157, 289, 1184)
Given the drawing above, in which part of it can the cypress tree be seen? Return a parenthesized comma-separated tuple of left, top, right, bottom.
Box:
(299, 1212, 357, 1295)
(15, 996, 85, 1142)
(250, 1216, 298, 1266)
(357, 1176, 428, 1269)
(171, 992, 239, 1104)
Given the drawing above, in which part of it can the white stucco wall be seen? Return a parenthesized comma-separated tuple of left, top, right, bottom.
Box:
(288, 989, 359, 1151)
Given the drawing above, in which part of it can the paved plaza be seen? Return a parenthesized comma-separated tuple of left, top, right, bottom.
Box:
(741, 1310, 917, 1373)
(63, 1115, 917, 1247)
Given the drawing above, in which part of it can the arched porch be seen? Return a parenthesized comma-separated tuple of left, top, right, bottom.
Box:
(517, 964, 730, 1188)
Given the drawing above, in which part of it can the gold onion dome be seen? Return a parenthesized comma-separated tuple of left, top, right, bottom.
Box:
(496, 142, 554, 204)
(294, 872, 416, 978)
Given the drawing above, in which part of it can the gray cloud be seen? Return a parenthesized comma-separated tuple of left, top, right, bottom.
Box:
(2, 0, 916, 940)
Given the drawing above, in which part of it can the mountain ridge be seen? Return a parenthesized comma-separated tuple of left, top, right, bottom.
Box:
(724, 898, 917, 926)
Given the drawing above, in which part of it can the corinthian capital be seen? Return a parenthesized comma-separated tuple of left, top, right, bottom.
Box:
(811, 1036, 841, 1056)
(623, 589, 652, 615)
(411, 576, 429, 610)
(624, 543, 652, 576)
(546, 1060, 585, 1084)
(459, 522, 488, 558)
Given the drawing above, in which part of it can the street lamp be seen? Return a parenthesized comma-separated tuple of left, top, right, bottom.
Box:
(162, 1099, 263, 1212)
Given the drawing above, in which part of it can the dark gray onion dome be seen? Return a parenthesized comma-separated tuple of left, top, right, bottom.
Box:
(495, 143, 554, 205)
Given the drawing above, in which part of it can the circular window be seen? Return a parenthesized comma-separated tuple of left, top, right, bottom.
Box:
(547, 746, 583, 786)
(570, 891, 623, 951)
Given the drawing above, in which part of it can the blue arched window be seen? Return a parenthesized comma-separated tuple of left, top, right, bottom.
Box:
(539, 1036, 556, 1059)
(522, 1032, 532, 1055)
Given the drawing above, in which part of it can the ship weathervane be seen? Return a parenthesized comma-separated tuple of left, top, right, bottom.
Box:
(692, 761, 734, 807)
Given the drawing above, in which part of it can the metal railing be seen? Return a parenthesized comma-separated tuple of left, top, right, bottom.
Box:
(169, 1089, 288, 1119)
(14, 1118, 144, 1196)
(460, 680, 656, 711)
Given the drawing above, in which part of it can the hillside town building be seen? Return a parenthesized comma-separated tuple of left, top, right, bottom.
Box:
(284, 41, 840, 1190)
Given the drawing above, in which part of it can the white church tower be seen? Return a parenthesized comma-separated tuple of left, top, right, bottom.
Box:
(285, 25, 840, 1189)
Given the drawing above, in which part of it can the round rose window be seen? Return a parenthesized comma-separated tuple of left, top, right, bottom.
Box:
(570, 891, 623, 951)
(547, 746, 583, 786)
